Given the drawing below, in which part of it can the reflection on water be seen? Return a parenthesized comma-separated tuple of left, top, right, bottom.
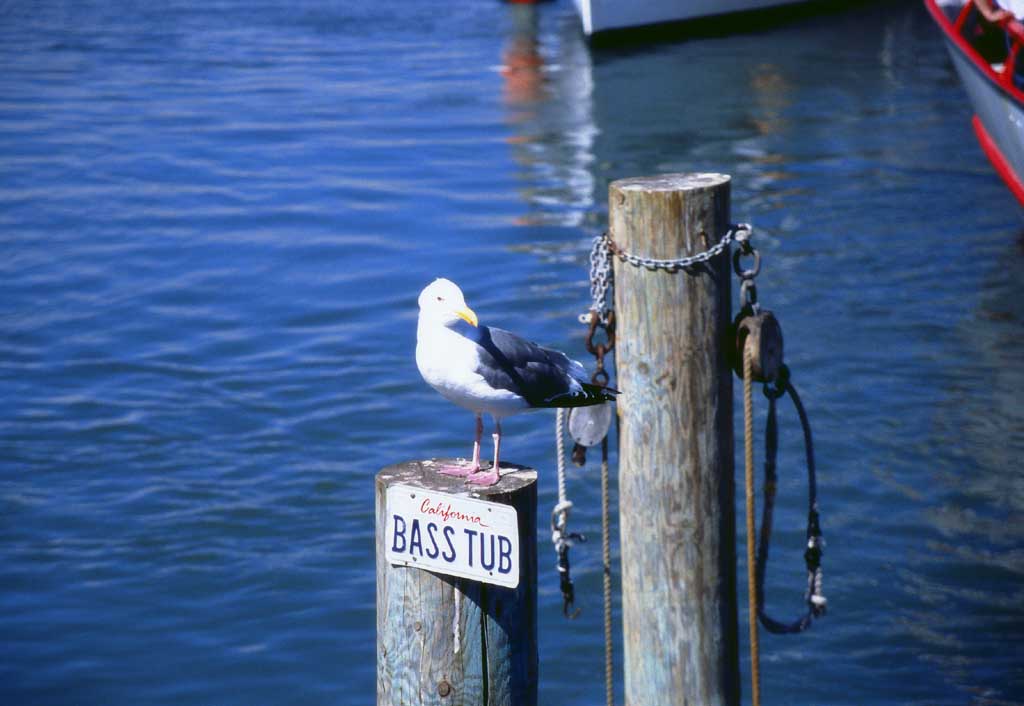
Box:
(1, 1, 1022, 705)
(739, 62, 797, 197)
(501, 4, 597, 230)
(502, 5, 548, 109)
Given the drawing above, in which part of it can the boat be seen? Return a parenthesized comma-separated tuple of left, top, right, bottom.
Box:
(926, 0, 1024, 205)
(571, 0, 816, 37)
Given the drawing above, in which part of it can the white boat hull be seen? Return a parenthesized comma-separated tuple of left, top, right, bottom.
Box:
(946, 44, 1024, 186)
(572, 0, 814, 36)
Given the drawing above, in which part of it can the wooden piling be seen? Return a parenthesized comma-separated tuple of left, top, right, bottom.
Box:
(375, 459, 538, 706)
(610, 174, 740, 706)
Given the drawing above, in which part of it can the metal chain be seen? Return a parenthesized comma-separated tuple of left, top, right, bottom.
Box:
(603, 223, 751, 273)
(733, 226, 761, 314)
(585, 232, 614, 326)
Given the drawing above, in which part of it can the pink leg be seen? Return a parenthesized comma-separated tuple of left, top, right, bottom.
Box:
(468, 419, 501, 486)
(439, 414, 483, 477)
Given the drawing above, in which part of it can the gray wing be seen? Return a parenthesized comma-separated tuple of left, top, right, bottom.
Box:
(472, 325, 612, 408)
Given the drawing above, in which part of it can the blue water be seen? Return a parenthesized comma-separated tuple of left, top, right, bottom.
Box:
(2, 0, 1022, 704)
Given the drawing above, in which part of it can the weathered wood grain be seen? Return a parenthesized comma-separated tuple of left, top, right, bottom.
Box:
(376, 459, 537, 706)
(610, 174, 740, 706)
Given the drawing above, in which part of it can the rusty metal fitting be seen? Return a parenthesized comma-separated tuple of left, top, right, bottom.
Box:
(585, 309, 615, 358)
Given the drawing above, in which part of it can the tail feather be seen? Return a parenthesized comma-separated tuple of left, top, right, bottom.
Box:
(538, 381, 618, 409)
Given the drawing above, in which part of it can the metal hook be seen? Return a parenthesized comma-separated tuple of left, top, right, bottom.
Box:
(563, 592, 580, 619)
(585, 309, 615, 356)
(557, 543, 583, 619)
(740, 279, 760, 313)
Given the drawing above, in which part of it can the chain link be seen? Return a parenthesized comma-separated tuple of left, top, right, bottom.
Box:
(605, 223, 751, 273)
(583, 224, 750, 327)
(586, 232, 614, 326)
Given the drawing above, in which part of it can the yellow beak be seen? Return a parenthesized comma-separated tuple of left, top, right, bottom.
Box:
(455, 306, 478, 327)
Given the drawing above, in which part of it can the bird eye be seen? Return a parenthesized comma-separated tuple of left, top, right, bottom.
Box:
(436, 296, 443, 302)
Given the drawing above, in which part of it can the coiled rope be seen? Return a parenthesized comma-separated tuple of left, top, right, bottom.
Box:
(744, 351, 828, 706)
(757, 365, 827, 634)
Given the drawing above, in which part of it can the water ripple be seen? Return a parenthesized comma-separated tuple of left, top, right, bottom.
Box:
(2, 1, 1024, 705)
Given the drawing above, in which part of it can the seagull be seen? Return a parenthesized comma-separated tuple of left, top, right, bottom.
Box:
(416, 278, 616, 486)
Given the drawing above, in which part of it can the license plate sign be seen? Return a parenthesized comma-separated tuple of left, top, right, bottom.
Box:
(385, 484, 519, 589)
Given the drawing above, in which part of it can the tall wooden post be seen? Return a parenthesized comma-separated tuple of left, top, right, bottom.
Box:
(376, 459, 538, 706)
(611, 174, 739, 706)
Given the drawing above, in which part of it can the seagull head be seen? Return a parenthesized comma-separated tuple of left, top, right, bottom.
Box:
(418, 278, 479, 328)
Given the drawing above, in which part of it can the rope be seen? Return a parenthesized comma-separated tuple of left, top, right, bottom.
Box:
(757, 367, 827, 633)
(555, 395, 614, 705)
(552, 407, 573, 559)
(743, 346, 762, 706)
(552, 408, 580, 619)
(600, 435, 613, 706)
(555, 408, 570, 516)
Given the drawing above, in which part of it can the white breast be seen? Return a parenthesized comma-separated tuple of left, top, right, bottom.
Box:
(416, 322, 529, 418)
